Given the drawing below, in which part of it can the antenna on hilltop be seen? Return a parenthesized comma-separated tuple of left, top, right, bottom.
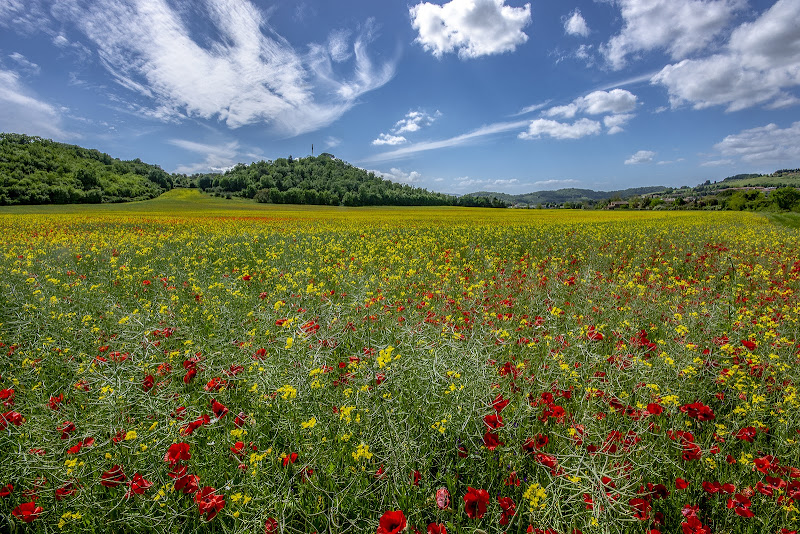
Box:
(311, 144, 314, 157)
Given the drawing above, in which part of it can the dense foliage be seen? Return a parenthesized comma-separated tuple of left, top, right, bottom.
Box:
(0, 133, 175, 205)
(190, 154, 507, 207)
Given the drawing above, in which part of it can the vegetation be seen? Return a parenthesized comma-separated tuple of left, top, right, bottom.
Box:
(1, 197, 799, 533)
(189, 153, 507, 207)
(0, 133, 176, 205)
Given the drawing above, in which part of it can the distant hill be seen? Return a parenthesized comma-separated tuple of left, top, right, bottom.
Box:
(467, 186, 667, 206)
(0, 133, 174, 205)
(189, 154, 506, 207)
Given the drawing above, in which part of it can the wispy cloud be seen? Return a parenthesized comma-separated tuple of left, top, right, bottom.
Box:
(0, 68, 72, 139)
(362, 119, 529, 163)
(169, 138, 240, 174)
(49, 0, 395, 136)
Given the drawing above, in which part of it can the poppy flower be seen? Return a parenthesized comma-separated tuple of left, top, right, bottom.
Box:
(101, 465, 127, 487)
(210, 399, 228, 419)
(0, 483, 12, 497)
(735, 426, 757, 442)
(57, 421, 75, 439)
(12, 501, 43, 523)
(55, 482, 79, 500)
(492, 394, 510, 412)
(679, 402, 715, 422)
(196, 486, 225, 521)
(411, 470, 421, 486)
(498, 496, 516, 525)
(428, 523, 447, 534)
(741, 339, 756, 351)
(727, 494, 755, 517)
(646, 403, 663, 416)
(124, 473, 152, 499)
(629, 497, 651, 520)
(164, 442, 191, 465)
(377, 510, 406, 534)
(463, 486, 490, 519)
(483, 413, 504, 430)
(681, 517, 711, 534)
(282, 452, 298, 466)
(483, 431, 502, 450)
(142, 375, 155, 392)
(234, 411, 248, 428)
(48, 394, 64, 410)
(173, 471, 199, 495)
(264, 517, 279, 534)
(230, 441, 246, 456)
(435, 487, 450, 509)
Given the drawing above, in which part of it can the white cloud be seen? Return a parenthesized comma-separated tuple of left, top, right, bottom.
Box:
(363, 119, 529, 162)
(713, 121, 800, 163)
(324, 136, 341, 149)
(624, 149, 656, 164)
(8, 52, 40, 75)
(169, 138, 240, 174)
(458, 177, 520, 188)
(519, 118, 602, 140)
(409, 0, 531, 59)
(564, 9, 589, 37)
(544, 89, 638, 119)
(532, 178, 580, 188)
(602, 0, 744, 70)
(371, 168, 423, 184)
(603, 113, 634, 134)
(0, 68, 71, 139)
(48, 0, 395, 136)
(392, 110, 440, 134)
(513, 100, 552, 116)
(372, 133, 408, 146)
(700, 159, 734, 167)
(652, 0, 800, 112)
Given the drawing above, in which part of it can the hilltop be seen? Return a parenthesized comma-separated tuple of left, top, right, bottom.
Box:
(0, 133, 175, 205)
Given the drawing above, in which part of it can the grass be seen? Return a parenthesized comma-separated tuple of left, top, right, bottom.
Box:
(1, 193, 799, 533)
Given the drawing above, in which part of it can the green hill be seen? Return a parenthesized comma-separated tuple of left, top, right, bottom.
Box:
(468, 186, 667, 206)
(0, 133, 174, 205)
(189, 153, 504, 207)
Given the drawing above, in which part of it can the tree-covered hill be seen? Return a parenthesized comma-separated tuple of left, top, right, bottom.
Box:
(188, 153, 502, 207)
(0, 133, 174, 205)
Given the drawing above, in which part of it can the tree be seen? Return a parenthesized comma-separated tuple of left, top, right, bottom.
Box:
(772, 187, 800, 210)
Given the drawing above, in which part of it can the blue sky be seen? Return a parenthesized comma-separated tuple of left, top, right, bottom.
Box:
(1, 0, 798, 194)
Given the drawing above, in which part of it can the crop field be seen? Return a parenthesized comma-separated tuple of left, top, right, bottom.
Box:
(1, 190, 799, 534)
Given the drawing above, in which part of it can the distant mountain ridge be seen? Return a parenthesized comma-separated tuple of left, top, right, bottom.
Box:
(466, 186, 668, 206)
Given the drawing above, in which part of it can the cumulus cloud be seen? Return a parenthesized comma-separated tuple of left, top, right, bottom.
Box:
(0, 68, 71, 139)
(458, 177, 520, 188)
(624, 150, 656, 164)
(533, 178, 580, 188)
(519, 118, 602, 140)
(602, 0, 744, 70)
(392, 110, 441, 134)
(652, 0, 800, 112)
(713, 121, 800, 163)
(43, 0, 395, 136)
(410, 0, 531, 59)
(564, 9, 589, 37)
(544, 89, 638, 118)
(372, 133, 408, 146)
(371, 168, 423, 184)
(603, 113, 634, 134)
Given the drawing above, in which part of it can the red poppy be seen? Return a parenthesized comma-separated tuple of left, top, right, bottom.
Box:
(727, 493, 754, 517)
(12, 501, 43, 523)
(196, 486, 225, 521)
(210, 399, 228, 419)
(483, 413, 504, 429)
(587, 325, 604, 341)
(264, 517, 279, 534)
(377, 510, 406, 534)
(164, 442, 191, 465)
(142, 375, 155, 392)
(741, 340, 756, 351)
(753, 455, 774, 474)
(436, 487, 450, 509)
(125, 473, 152, 499)
(735, 426, 757, 442)
(172, 470, 199, 495)
(282, 452, 299, 467)
(55, 482, 79, 500)
(492, 394, 510, 412)
(483, 431, 502, 450)
(101, 465, 127, 487)
(57, 421, 76, 439)
(230, 441, 246, 456)
(234, 411, 248, 428)
(646, 403, 663, 416)
(498, 496, 516, 525)
(428, 523, 447, 534)
(463, 487, 490, 519)
(680, 402, 715, 422)
(48, 394, 64, 410)
(411, 470, 421, 486)
(180, 415, 210, 436)
(0, 483, 12, 497)
(629, 497, 651, 520)
(681, 517, 711, 534)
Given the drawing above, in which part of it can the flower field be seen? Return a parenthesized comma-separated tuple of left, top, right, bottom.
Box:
(1, 192, 799, 533)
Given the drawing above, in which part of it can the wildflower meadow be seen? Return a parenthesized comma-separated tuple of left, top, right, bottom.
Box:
(1, 191, 799, 534)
